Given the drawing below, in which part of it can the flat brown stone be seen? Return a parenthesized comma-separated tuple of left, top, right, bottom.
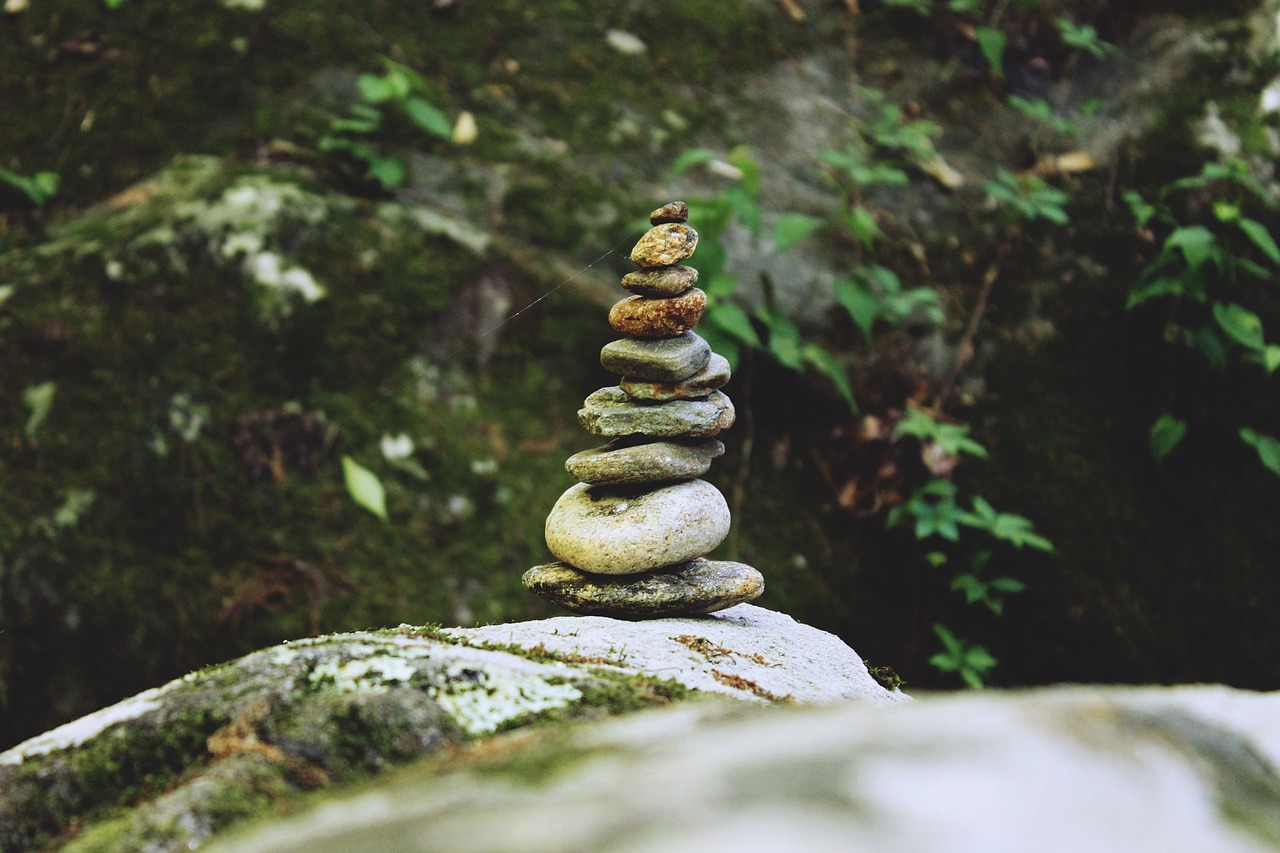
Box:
(649, 201, 689, 225)
(621, 265, 700, 298)
(522, 559, 764, 619)
(608, 288, 706, 338)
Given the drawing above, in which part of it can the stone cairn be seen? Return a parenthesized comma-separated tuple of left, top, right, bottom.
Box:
(522, 201, 765, 619)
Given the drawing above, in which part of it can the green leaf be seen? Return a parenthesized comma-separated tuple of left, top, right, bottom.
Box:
(1126, 276, 1193, 309)
(833, 276, 879, 339)
(1212, 302, 1265, 352)
(727, 145, 761, 196)
(761, 312, 804, 371)
(1165, 226, 1220, 270)
(1237, 218, 1280, 264)
(844, 206, 882, 248)
(404, 97, 453, 139)
(342, 455, 389, 521)
(724, 185, 762, 238)
(365, 155, 406, 188)
(1240, 428, 1280, 477)
(803, 344, 859, 413)
(774, 213, 824, 251)
(357, 74, 394, 103)
(1265, 345, 1280, 374)
(670, 147, 717, 177)
(974, 27, 1007, 74)
(1148, 413, 1187, 461)
(54, 489, 96, 527)
(1122, 190, 1157, 228)
(707, 302, 761, 348)
(23, 381, 55, 439)
(0, 284, 13, 306)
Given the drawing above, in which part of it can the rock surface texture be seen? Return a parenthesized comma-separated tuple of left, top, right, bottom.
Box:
(207, 685, 1280, 853)
(0, 605, 901, 853)
(528, 202, 762, 618)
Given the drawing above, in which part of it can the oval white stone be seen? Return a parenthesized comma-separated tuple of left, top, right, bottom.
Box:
(544, 479, 730, 575)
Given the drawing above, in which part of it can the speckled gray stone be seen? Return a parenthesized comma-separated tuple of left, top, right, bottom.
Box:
(630, 223, 698, 268)
(600, 332, 710, 382)
(578, 387, 735, 438)
(544, 479, 730, 574)
(621, 265, 699, 298)
(522, 560, 764, 618)
(621, 353, 731, 401)
(565, 438, 725, 485)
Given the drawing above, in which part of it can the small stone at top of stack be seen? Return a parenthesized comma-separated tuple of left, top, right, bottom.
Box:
(522, 201, 763, 620)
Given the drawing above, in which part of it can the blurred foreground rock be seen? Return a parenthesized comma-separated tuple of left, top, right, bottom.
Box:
(214, 685, 1280, 853)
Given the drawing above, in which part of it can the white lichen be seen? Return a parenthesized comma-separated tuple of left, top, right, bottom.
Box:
(426, 662, 581, 736)
(0, 684, 170, 766)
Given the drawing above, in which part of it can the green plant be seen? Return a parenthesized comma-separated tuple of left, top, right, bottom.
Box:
(317, 59, 455, 189)
(888, 407, 1052, 687)
(983, 168, 1069, 224)
(672, 146, 859, 412)
(1125, 158, 1280, 470)
(929, 624, 997, 689)
(1054, 16, 1114, 59)
(0, 168, 59, 209)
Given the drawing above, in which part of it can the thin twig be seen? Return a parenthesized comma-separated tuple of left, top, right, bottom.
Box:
(934, 258, 1000, 410)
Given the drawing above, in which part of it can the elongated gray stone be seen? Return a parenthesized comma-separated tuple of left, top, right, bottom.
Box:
(544, 479, 730, 574)
(579, 387, 735, 438)
(600, 332, 710, 382)
(621, 352, 731, 401)
(621, 265, 699, 298)
(565, 438, 725, 485)
(522, 560, 764, 618)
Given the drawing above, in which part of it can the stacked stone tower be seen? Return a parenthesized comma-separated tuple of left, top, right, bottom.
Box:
(522, 201, 764, 619)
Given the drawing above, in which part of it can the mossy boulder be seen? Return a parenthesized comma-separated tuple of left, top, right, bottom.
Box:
(0, 604, 898, 852)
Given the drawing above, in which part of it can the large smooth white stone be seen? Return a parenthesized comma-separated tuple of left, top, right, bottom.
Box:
(544, 479, 730, 574)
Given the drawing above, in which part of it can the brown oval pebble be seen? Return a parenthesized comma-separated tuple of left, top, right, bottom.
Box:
(608, 288, 706, 338)
(621, 264, 699, 298)
(630, 223, 698, 268)
(649, 201, 689, 225)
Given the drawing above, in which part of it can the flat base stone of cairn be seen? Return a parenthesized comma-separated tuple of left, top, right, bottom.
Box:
(565, 438, 725, 485)
(544, 480, 730, 574)
(522, 560, 764, 618)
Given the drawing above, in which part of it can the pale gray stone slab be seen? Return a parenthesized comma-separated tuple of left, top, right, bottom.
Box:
(565, 438, 724, 485)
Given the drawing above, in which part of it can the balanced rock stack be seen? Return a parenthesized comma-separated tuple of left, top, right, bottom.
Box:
(522, 201, 764, 619)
